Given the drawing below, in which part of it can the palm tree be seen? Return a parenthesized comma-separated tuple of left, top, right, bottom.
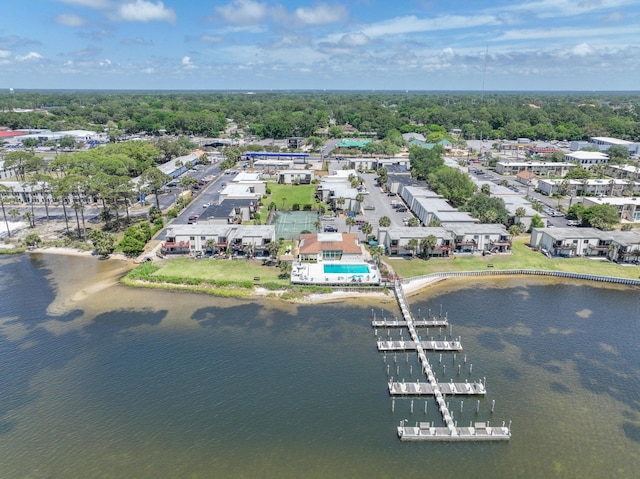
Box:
(313, 220, 321, 232)
(346, 216, 356, 232)
(0, 185, 11, 237)
(22, 211, 35, 228)
(407, 238, 418, 257)
(379, 216, 391, 228)
(336, 196, 346, 211)
(266, 239, 282, 259)
(420, 234, 437, 258)
(407, 217, 420, 227)
(361, 222, 373, 238)
(481, 183, 491, 195)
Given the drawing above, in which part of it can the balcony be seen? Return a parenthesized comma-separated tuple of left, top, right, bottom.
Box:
(553, 244, 577, 251)
(161, 240, 190, 254)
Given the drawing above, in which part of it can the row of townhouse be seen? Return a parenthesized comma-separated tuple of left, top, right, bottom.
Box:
(161, 224, 276, 256)
(583, 197, 640, 223)
(382, 175, 515, 255)
(495, 161, 572, 177)
(608, 164, 640, 182)
(0, 180, 97, 205)
(537, 178, 640, 197)
(348, 156, 411, 172)
(530, 227, 640, 263)
(377, 223, 513, 256)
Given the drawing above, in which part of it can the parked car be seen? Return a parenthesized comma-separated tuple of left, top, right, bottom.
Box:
(396, 207, 408, 212)
(188, 215, 198, 224)
(323, 225, 338, 232)
(364, 205, 375, 210)
(567, 219, 581, 226)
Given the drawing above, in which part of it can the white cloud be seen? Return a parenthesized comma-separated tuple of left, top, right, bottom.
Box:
(55, 14, 87, 27)
(117, 0, 176, 23)
(571, 42, 594, 56)
(339, 32, 370, 48)
(493, 25, 640, 42)
(0, 50, 11, 58)
(215, 0, 267, 25)
(99, 59, 112, 66)
(57, 0, 111, 8)
(16, 52, 43, 62)
(295, 3, 347, 25)
(494, 0, 638, 19)
(182, 56, 197, 69)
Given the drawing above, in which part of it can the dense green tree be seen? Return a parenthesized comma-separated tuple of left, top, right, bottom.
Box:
(564, 167, 592, 179)
(530, 214, 545, 230)
(607, 145, 630, 160)
(409, 145, 445, 180)
(427, 167, 476, 207)
(88, 229, 116, 257)
(119, 225, 149, 256)
(582, 204, 619, 230)
(24, 232, 42, 248)
(379, 216, 391, 228)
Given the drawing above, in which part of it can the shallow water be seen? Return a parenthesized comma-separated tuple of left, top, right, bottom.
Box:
(0, 254, 639, 478)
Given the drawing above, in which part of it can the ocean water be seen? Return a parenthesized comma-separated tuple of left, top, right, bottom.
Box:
(0, 254, 639, 478)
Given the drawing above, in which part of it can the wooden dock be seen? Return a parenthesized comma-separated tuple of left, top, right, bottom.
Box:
(398, 421, 510, 441)
(377, 340, 462, 352)
(389, 381, 486, 396)
(372, 319, 448, 328)
(380, 281, 511, 442)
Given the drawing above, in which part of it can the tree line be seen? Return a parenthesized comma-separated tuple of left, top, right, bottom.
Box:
(1, 90, 640, 141)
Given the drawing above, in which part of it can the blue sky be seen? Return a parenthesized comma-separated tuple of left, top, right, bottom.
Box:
(1, 0, 639, 91)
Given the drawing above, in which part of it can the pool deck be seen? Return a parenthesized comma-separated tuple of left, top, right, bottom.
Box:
(290, 261, 381, 285)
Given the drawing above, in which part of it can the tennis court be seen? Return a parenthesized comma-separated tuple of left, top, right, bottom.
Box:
(271, 211, 318, 240)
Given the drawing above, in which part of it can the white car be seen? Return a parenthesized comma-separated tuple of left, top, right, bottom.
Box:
(202, 203, 211, 208)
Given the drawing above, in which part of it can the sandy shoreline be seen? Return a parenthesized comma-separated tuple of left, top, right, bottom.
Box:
(28, 246, 132, 262)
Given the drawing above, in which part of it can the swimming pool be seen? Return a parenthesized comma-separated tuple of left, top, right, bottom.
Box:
(323, 264, 370, 274)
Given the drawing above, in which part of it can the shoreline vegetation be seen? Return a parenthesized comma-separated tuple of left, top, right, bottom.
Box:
(15, 235, 637, 303)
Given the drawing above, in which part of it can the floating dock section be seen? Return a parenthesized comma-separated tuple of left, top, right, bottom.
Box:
(372, 281, 511, 442)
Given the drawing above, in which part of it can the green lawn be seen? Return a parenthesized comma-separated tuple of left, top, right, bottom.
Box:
(387, 237, 640, 280)
(267, 182, 319, 210)
(153, 257, 289, 286)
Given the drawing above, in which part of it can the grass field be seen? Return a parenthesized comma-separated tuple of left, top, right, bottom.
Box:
(267, 182, 319, 210)
(152, 257, 289, 286)
(387, 237, 640, 280)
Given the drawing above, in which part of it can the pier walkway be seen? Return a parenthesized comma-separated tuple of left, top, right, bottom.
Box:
(376, 281, 511, 442)
(388, 380, 486, 396)
(377, 340, 462, 352)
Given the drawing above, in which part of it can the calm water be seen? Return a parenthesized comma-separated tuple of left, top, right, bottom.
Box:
(1, 254, 639, 478)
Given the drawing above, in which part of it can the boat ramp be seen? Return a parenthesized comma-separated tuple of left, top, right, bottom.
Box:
(372, 281, 511, 442)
